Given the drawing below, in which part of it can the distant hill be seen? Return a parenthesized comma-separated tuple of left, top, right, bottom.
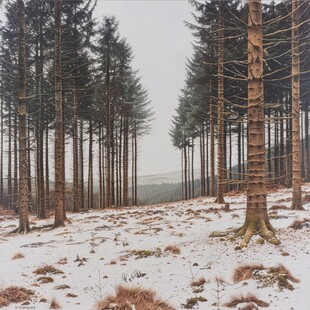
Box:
(137, 169, 200, 185)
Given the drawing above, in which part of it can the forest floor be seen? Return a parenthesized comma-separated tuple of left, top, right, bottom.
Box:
(0, 185, 309, 310)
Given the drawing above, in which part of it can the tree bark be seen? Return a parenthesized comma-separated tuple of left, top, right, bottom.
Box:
(17, 0, 30, 233)
(54, 0, 65, 228)
(291, 0, 303, 210)
(236, 0, 279, 247)
(216, 1, 225, 204)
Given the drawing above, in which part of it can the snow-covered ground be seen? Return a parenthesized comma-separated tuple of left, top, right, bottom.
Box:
(0, 184, 309, 310)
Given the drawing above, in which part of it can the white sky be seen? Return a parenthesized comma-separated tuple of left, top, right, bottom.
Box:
(93, 0, 194, 176)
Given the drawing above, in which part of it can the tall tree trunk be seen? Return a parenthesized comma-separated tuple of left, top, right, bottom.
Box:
(8, 102, 12, 210)
(54, 0, 65, 228)
(191, 137, 194, 198)
(187, 145, 191, 199)
(123, 113, 128, 206)
(0, 80, 3, 207)
(267, 109, 272, 181)
(72, 86, 79, 212)
(14, 112, 18, 211)
(45, 121, 50, 211)
(17, 0, 30, 233)
(134, 124, 138, 206)
(99, 126, 103, 209)
(285, 94, 292, 187)
(184, 145, 188, 200)
(205, 123, 209, 195)
(237, 120, 242, 190)
(236, 0, 279, 247)
(229, 122, 232, 191)
(291, 0, 303, 210)
(305, 104, 309, 181)
(36, 22, 46, 219)
(279, 103, 285, 185)
(210, 102, 215, 197)
(216, 1, 225, 203)
(79, 118, 85, 210)
(200, 128, 205, 196)
(87, 118, 93, 209)
(118, 116, 122, 205)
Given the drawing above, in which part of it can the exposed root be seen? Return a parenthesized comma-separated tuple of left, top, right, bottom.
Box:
(234, 221, 280, 247)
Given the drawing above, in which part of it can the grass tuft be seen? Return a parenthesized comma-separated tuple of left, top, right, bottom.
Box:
(0, 286, 34, 307)
(288, 218, 310, 230)
(164, 245, 181, 255)
(224, 293, 269, 308)
(50, 297, 61, 309)
(96, 285, 175, 310)
(190, 276, 206, 287)
(233, 264, 264, 283)
(33, 265, 64, 275)
(181, 296, 208, 309)
(37, 276, 54, 284)
(11, 252, 25, 260)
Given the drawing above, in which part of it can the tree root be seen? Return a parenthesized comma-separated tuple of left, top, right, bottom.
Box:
(234, 221, 280, 248)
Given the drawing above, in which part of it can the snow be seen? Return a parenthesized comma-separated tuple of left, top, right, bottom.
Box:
(0, 184, 309, 310)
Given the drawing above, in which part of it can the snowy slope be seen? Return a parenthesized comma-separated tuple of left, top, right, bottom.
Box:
(0, 184, 309, 310)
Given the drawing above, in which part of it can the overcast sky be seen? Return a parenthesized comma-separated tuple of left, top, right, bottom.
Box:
(94, 0, 194, 176)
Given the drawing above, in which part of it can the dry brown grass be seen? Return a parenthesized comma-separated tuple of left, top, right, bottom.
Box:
(164, 245, 181, 255)
(56, 257, 68, 265)
(266, 264, 300, 290)
(0, 286, 34, 307)
(54, 285, 70, 290)
(289, 218, 310, 230)
(33, 265, 64, 275)
(96, 285, 175, 310)
(11, 252, 25, 260)
(233, 264, 264, 283)
(190, 276, 206, 287)
(37, 276, 54, 284)
(50, 297, 61, 309)
(223, 293, 269, 308)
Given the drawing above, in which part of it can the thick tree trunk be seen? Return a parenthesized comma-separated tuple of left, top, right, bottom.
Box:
(54, 0, 65, 228)
(236, 0, 279, 247)
(216, 1, 225, 204)
(291, 0, 303, 210)
(17, 0, 30, 233)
